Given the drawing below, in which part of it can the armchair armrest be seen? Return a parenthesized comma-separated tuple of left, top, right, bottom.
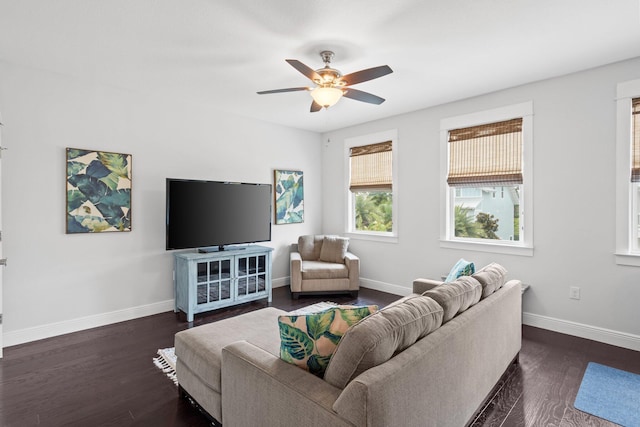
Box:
(344, 252, 360, 291)
(290, 251, 302, 292)
(412, 278, 443, 294)
(344, 251, 359, 268)
(221, 341, 350, 427)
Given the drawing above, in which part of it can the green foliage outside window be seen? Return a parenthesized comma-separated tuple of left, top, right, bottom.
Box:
(454, 206, 483, 238)
(354, 191, 392, 232)
(513, 204, 520, 241)
(476, 212, 500, 239)
(454, 206, 500, 240)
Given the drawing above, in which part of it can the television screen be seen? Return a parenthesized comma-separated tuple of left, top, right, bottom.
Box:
(166, 178, 272, 251)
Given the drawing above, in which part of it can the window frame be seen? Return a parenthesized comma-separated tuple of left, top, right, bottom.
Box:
(344, 129, 398, 242)
(440, 102, 534, 256)
(615, 79, 640, 266)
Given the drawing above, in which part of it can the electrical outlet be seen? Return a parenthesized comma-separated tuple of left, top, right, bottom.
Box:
(569, 286, 581, 300)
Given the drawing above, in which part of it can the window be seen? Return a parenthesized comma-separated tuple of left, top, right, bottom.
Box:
(345, 130, 398, 241)
(350, 141, 392, 232)
(631, 98, 640, 251)
(440, 102, 533, 255)
(615, 79, 640, 265)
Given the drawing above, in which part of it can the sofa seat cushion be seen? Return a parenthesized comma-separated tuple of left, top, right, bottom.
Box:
(278, 305, 378, 377)
(423, 276, 482, 322)
(301, 260, 349, 280)
(324, 295, 444, 389)
(175, 307, 285, 393)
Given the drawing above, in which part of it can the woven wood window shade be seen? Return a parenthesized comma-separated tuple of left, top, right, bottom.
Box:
(349, 141, 392, 190)
(447, 118, 523, 187)
(632, 98, 640, 182)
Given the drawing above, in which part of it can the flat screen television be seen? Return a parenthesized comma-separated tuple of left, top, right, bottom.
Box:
(166, 178, 272, 252)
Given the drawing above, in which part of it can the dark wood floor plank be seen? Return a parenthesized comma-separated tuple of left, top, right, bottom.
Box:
(559, 406, 620, 427)
(470, 364, 524, 427)
(508, 327, 639, 427)
(1, 286, 638, 427)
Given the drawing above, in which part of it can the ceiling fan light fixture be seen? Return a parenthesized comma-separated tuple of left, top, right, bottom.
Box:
(258, 50, 393, 112)
(310, 86, 343, 108)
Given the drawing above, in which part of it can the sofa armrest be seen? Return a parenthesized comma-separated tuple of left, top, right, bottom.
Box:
(290, 251, 302, 292)
(412, 278, 443, 294)
(221, 341, 351, 427)
(344, 252, 360, 291)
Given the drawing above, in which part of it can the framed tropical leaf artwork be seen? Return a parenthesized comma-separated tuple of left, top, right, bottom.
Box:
(274, 169, 304, 224)
(66, 148, 132, 233)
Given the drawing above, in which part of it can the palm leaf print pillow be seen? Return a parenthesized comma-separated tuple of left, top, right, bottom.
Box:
(278, 305, 378, 377)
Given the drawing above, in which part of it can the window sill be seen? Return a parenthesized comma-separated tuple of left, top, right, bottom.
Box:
(345, 232, 398, 244)
(440, 239, 533, 256)
(615, 252, 640, 266)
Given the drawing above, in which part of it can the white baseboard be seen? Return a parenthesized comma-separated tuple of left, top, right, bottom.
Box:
(523, 312, 640, 352)
(5, 278, 293, 347)
(272, 276, 289, 289)
(3, 299, 175, 348)
(359, 281, 640, 352)
(10, 280, 638, 353)
(275, 276, 411, 296)
(277, 275, 411, 296)
(359, 277, 412, 296)
(358, 279, 640, 352)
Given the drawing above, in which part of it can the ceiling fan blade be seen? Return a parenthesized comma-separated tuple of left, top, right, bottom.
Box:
(343, 88, 385, 105)
(257, 87, 309, 95)
(286, 59, 322, 82)
(310, 100, 323, 113)
(340, 65, 393, 86)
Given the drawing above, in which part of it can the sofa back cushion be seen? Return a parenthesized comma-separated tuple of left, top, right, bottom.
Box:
(319, 235, 349, 263)
(298, 235, 324, 261)
(472, 262, 508, 299)
(324, 295, 443, 389)
(422, 276, 482, 322)
(278, 305, 378, 377)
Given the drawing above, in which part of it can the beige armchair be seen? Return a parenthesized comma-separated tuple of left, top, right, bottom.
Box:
(289, 235, 360, 299)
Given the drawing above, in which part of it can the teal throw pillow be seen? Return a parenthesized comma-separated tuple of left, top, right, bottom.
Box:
(445, 258, 475, 282)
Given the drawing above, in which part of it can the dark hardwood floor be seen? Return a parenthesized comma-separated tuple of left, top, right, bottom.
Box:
(1, 286, 638, 427)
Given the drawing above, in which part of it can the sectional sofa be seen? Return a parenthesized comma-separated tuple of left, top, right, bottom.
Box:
(174, 263, 522, 426)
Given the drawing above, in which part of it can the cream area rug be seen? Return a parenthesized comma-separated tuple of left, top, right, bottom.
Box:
(287, 301, 336, 315)
(153, 302, 337, 386)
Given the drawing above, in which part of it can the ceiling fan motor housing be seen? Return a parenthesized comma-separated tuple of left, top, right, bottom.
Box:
(315, 51, 344, 87)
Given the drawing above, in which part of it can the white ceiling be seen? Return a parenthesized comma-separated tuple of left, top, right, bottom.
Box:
(1, 1, 640, 133)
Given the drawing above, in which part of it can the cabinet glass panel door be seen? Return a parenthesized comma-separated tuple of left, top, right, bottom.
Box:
(237, 257, 247, 296)
(219, 259, 232, 301)
(236, 254, 267, 298)
(196, 258, 232, 305)
(257, 255, 266, 292)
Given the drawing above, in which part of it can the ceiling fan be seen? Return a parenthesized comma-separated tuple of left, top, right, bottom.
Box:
(257, 50, 393, 112)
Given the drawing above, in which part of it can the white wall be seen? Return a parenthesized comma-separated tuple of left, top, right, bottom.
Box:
(0, 61, 322, 345)
(4, 55, 640, 351)
(322, 57, 640, 350)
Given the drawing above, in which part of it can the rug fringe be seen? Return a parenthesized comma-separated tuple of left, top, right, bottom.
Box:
(153, 347, 178, 386)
